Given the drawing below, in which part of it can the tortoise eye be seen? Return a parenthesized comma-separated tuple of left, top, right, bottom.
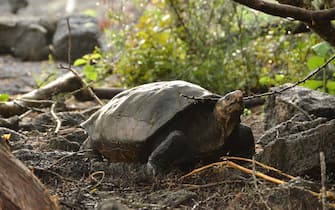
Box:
(225, 94, 231, 101)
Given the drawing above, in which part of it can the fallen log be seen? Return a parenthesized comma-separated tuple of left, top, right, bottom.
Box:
(0, 72, 125, 118)
(0, 141, 58, 210)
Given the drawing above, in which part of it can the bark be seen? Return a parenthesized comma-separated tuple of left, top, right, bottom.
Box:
(0, 144, 58, 210)
(233, 0, 335, 47)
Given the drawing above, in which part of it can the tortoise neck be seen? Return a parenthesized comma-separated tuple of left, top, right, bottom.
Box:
(213, 109, 241, 139)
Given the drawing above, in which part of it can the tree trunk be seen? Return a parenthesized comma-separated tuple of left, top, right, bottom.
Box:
(0, 143, 58, 210)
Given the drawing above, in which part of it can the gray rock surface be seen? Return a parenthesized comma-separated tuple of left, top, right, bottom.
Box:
(264, 84, 335, 129)
(0, 0, 27, 14)
(257, 115, 327, 146)
(52, 14, 101, 61)
(257, 118, 335, 175)
(0, 16, 55, 60)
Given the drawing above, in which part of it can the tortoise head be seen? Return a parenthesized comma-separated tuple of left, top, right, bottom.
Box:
(214, 90, 244, 139)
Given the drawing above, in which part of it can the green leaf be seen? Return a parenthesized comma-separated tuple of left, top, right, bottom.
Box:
(302, 80, 323, 90)
(275, 74, 285, 83)
(311, 42, 331, 57)
(326, 80, 335, 92)
(83, 9, 97, 17)
(307, 56, 324, 70)
(73, 58, 87, 66)
(0, 94, 9, 102)
(83, 65, 98, 81)
(259, 76, 271, 86)
(90, 53, 102, 60)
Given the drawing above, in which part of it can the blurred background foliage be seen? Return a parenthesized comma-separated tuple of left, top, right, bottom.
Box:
(76, 0, 335, 95)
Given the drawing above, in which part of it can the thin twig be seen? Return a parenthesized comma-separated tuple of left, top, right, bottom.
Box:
(87, 171, 105, 191)
(59, 64, 104, 106)
(222, 156, 295, 179)
(51, 102, 61, 135)
(66, 17, 72, 68)
(181, 159, 335, 203)
(16, 98, 55, 105)
(252, 156, 272, 210)
(62, 17, 104, 106)
(191, 192, 219, 210)
(18, 110, 32, 120)
(13, 100, 46, 113)
(243, 54, 335, 100)
(320, 151, 327, 210)
(167, 0, 194, 44)
(181, 160, 286, 185)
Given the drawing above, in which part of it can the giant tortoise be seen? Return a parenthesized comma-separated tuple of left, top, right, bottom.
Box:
(81, 81, 255, 175)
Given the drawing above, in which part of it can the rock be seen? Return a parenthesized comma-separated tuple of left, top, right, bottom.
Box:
(0, 16, 54, 60)
(256, 118, 335, 175)
(0, 0, 28, 14)
(52, 15, 101, 61)
(264, 84, 335, 129)
(0, 116, 19, 130)
(257, 116, 327, 146)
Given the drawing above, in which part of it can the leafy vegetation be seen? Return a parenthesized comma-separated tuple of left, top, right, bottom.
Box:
(0, 94, 10, 102)
(74, 0, 335, 95)
(73, 47, 112, 82)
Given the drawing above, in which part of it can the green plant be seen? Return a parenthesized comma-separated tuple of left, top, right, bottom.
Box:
(84, 0, 334, 96)
(301, 41, 335, 94)
(0, 94, 9, 102)
(73, 48, 113, 84)
(35, 54, 59, 87)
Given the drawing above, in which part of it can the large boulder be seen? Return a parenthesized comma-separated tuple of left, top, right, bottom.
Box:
(258, 84, 335, 176)
(0, 0, 28, 14)
(52, 15, 101, 61)
(0, 16, 55, 60)
(256, 117, 335, 175)
(264, 84, 335, 129)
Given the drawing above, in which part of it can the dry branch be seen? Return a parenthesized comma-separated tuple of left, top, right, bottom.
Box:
(244, 54, 335, 101)
(233, 0, 335, 22)
(59, 64, 104, 106)
(0, 72, 125, 118)
(233, 0, 335, 46)
(181, 158, 335, 205)
(222, 156, 295, 179)
(0, 73, 80, 118)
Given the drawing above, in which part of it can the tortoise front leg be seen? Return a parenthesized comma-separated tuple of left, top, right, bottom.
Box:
(147, 130, 188, 176)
